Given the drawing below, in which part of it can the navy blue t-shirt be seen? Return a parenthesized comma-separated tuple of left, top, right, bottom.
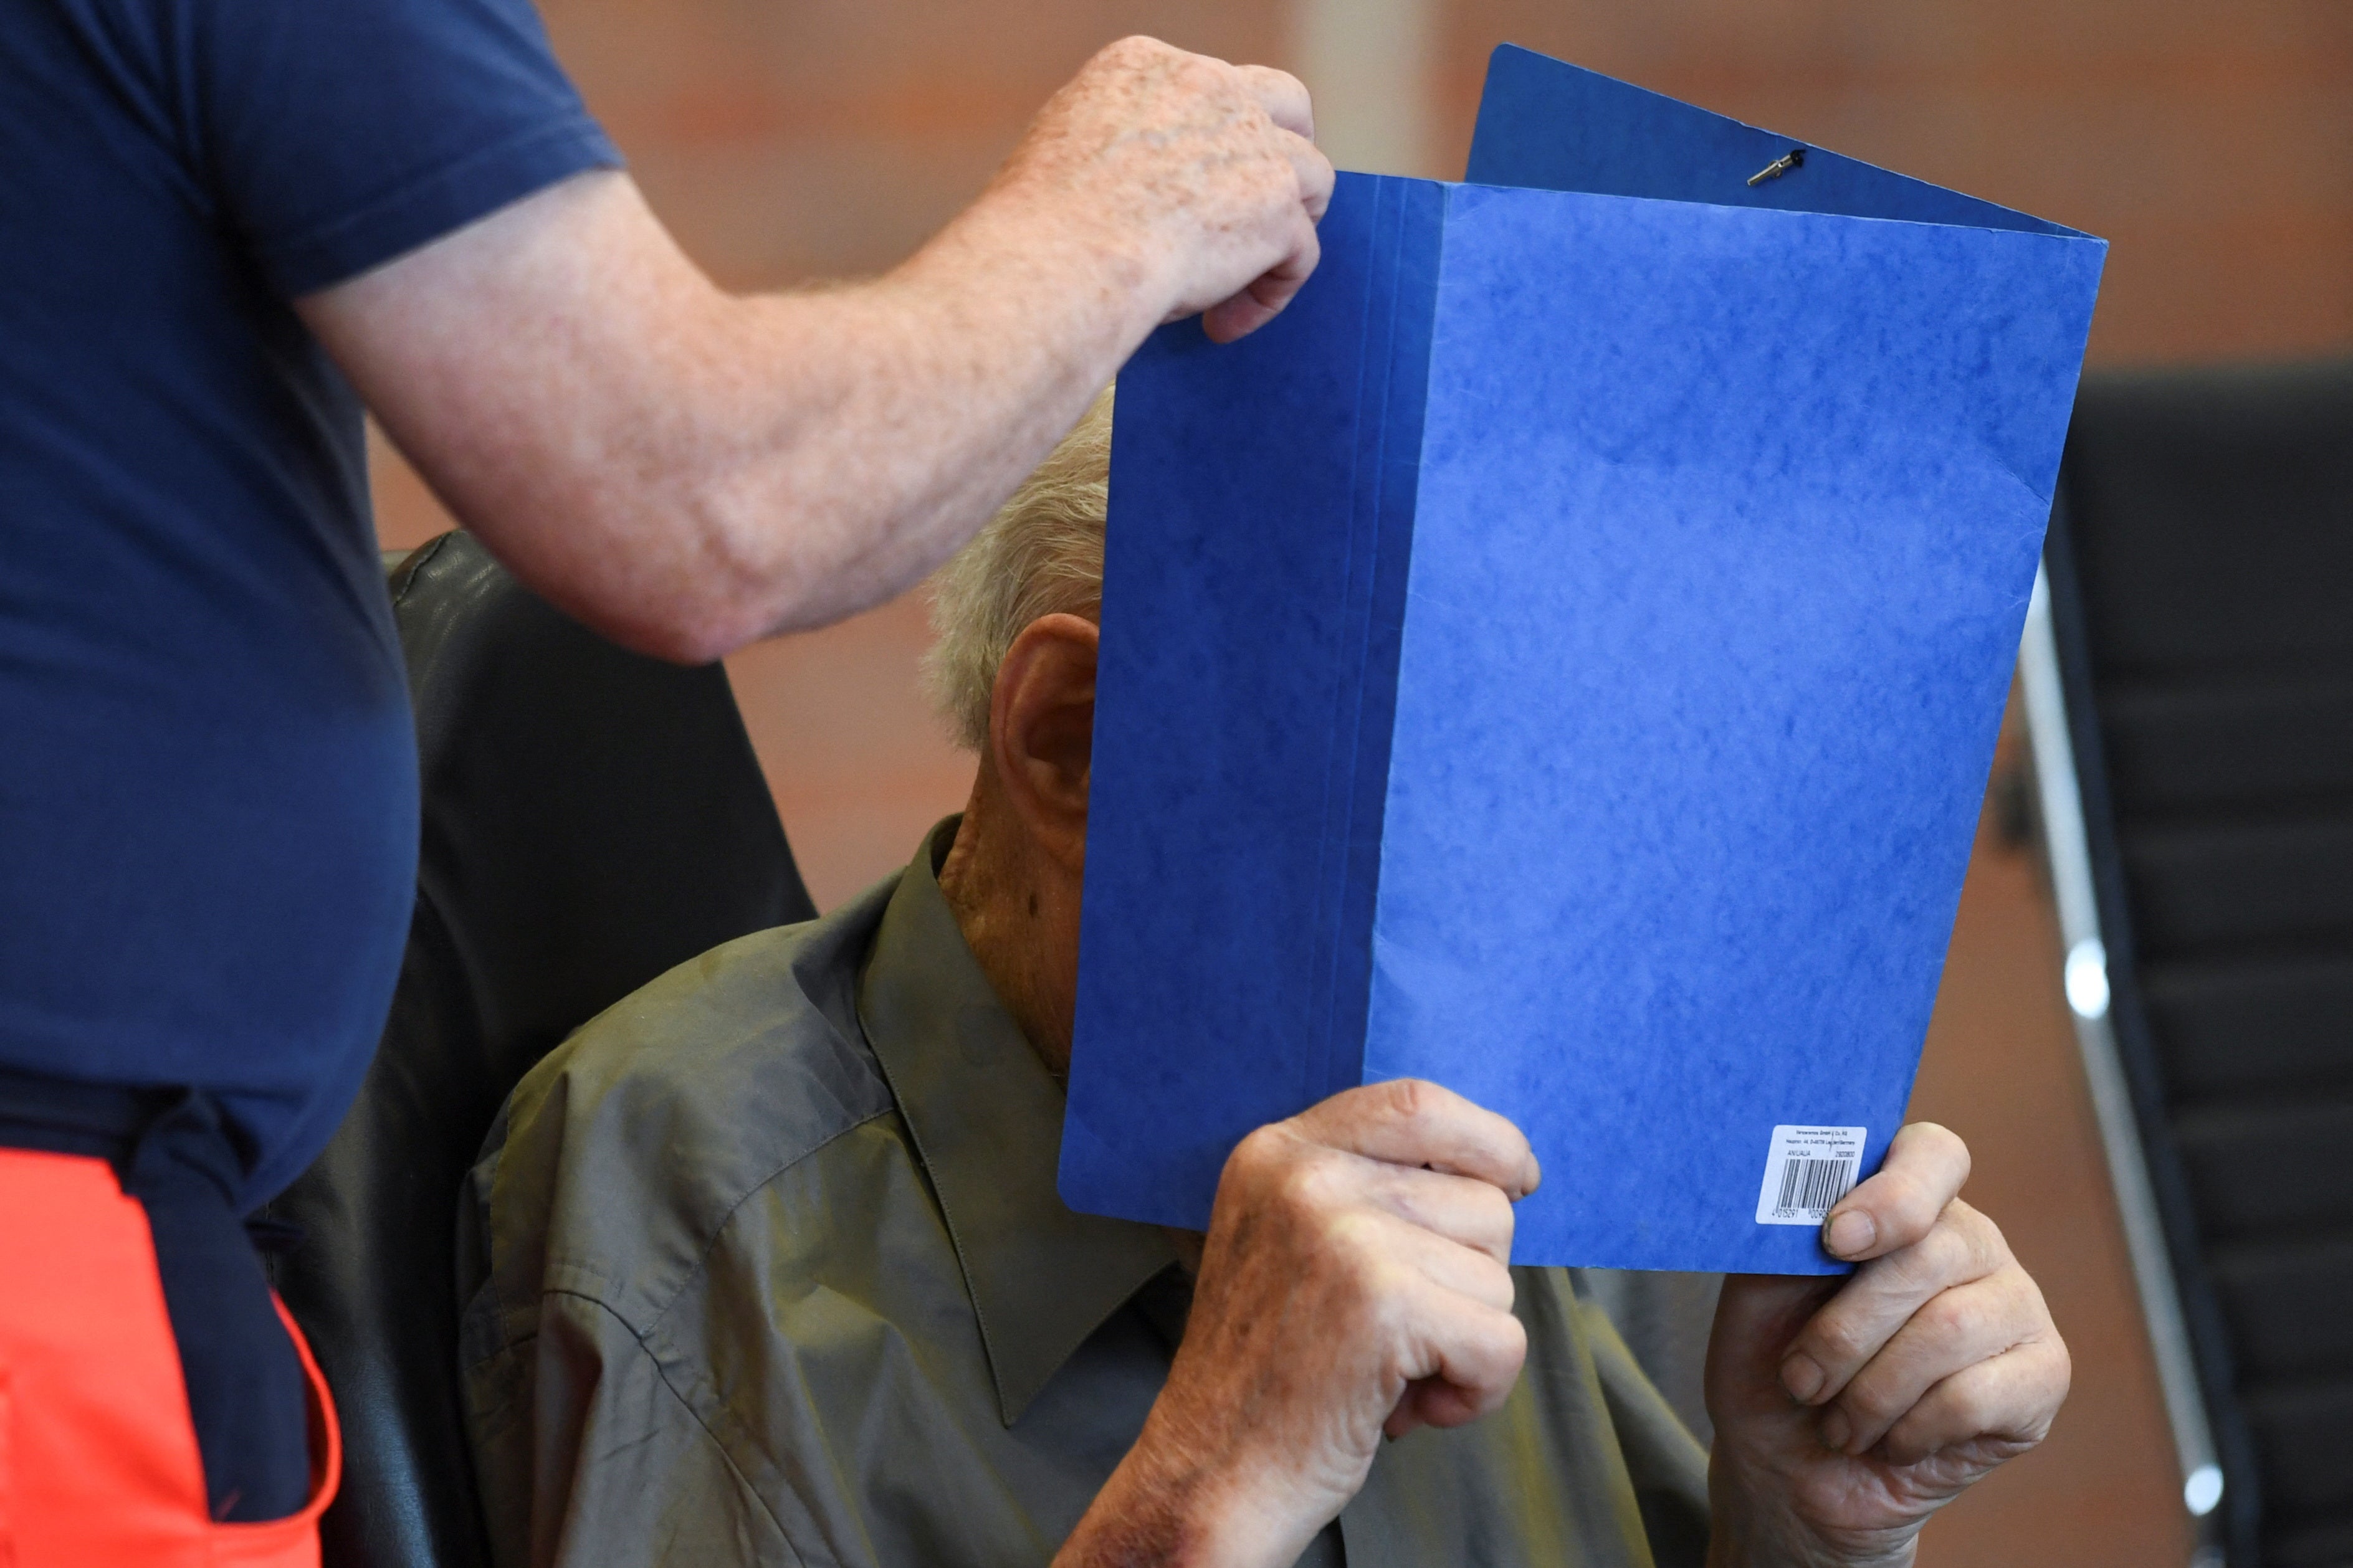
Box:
(0, 0, 619, 1207)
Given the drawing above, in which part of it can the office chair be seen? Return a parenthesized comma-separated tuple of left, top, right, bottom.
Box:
(2021, 360, 2353, 1568)
(261, 531, 818, 1568)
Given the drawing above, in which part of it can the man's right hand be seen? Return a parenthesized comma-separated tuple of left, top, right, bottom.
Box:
(1056, 1080, 1539, 1568)
(988, 37, 1336, 344)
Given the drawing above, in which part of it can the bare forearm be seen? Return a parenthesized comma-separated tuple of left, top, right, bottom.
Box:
(305, 37, 1330, 662)
(315, 171, 1160, 660)
(589, 189, 1161, 655)
(690, 186, 1161, 642)
(1053, 1440, 1218, 1568)
(1051, 1402, 1332, 1568)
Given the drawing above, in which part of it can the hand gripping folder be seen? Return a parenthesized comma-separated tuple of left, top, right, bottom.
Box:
(1062, 45, 2106, 1272)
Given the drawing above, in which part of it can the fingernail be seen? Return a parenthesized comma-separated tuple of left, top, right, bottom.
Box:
(1825, 1209, 1875, 1258)
(1780, 1353, 1826, 1404)
(1818, 1408, 1851, 1452)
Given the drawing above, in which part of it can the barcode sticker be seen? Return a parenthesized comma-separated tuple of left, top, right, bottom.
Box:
(1755, 1125, 1866, 1225)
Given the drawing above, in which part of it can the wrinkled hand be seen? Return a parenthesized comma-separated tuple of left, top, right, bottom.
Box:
(1056, 1080, 1538, 1568)
(1704, 1124, 2069, 1568)
(991, 36, 1335, 343)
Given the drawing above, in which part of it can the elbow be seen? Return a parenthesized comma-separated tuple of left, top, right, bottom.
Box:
(595, 488, 813, 666)
(649, 472, 881, 658)
(528, 584, 737, 667)
(649, 598, 781, 667)
(624, 617, 737, 669)
(506, 515, 771, 668)
(502, 463, 847, 665)
(598, 566, 773, 668)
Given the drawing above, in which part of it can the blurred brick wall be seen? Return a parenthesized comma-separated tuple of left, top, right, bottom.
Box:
(364, 5, 2352, 1564)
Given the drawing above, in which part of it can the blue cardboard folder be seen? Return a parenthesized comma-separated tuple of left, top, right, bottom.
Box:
(1061, 45, 2105, 1272)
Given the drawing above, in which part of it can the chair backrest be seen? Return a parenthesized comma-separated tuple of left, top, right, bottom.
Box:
(262, 532, 818, 1568)
(2035, 361, 2353, 1568)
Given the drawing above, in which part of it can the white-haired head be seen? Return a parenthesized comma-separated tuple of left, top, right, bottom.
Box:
(924, 387, 1112, 751)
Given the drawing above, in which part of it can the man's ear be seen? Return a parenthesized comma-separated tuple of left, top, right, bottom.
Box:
(985, 612, 1099, 876)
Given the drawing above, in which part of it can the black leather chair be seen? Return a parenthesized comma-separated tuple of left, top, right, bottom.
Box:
(2028, 361, 2353, 1568)
(261, 531, 818, 1568)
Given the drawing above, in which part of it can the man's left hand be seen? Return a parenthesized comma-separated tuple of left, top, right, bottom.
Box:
(1702, 1123, 2069, 1567)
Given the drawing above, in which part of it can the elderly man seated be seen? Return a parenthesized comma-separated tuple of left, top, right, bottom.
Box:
(457, 392, 2069, 1568)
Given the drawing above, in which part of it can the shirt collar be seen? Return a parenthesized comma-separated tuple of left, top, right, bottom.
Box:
(857, 818, 1178, 1427)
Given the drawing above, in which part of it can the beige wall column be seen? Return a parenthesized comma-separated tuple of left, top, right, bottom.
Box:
(1289, 0, 1441, 178)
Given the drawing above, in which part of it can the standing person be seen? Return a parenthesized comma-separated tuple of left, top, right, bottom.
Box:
(0, 0, 1330, 1557)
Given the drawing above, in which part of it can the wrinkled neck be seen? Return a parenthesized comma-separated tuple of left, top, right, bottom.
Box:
(934, 774, 1081, 1078)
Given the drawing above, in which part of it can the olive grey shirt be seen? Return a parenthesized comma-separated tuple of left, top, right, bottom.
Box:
(458, 821, 1711, 1567)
